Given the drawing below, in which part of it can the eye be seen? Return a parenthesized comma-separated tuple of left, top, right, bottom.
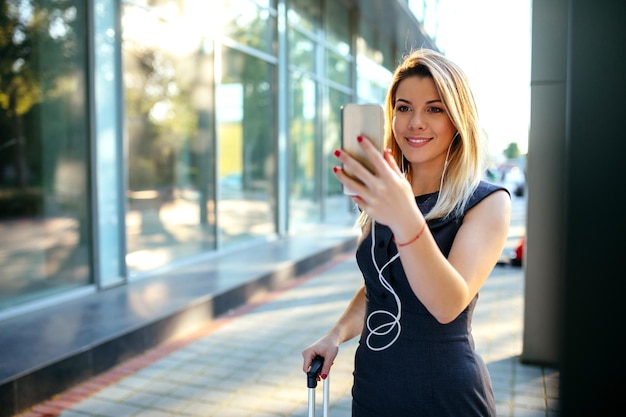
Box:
(428, 106, 444, 114)
(395, 104, 410, 113)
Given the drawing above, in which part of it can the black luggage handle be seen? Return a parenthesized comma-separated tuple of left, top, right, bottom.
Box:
(307, 355, 324, 388)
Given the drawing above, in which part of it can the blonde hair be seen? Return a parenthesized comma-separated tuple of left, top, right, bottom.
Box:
(358, 48, 488, 229)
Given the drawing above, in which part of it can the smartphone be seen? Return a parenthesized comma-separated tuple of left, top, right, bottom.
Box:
(340, 103, 385, 196)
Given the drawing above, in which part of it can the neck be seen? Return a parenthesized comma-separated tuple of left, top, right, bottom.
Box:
(409, 165, 446, 196)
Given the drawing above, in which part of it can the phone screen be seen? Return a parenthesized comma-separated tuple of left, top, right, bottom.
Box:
(340, 103, 384, 196)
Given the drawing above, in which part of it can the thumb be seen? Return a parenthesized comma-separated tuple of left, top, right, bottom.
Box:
(302, 351, 316, 373)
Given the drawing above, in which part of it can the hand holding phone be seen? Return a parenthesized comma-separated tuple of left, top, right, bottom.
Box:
(340, 103, 385, 196)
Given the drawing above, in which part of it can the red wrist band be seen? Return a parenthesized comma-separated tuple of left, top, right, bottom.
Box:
(393, 222, 427, 247)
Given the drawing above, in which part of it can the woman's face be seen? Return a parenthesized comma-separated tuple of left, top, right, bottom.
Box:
(392, 75, 456, 169)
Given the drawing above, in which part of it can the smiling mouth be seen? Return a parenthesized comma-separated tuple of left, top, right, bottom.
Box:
(406, 137, 430, 145)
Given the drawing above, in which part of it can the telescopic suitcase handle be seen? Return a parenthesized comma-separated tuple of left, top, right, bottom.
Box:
(307, 355, 329, 417)
(307, 355, 324, 388)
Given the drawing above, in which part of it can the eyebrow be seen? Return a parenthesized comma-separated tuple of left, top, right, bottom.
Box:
(395, 98, 443, 105)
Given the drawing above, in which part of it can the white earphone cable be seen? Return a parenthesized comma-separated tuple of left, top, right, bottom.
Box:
(365, 134, 454, 351)
(366, 220, 401, 351)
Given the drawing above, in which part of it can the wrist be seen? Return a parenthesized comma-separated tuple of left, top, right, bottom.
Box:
(392, 220, 428, 247)
(326, 328, 344, 344)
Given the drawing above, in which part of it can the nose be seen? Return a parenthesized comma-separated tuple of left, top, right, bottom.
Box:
(408, 112, 424, 130)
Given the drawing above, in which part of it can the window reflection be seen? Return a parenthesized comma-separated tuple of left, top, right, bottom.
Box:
(0, 0, 439, 313)
(217, 48, 276, 245)
(326, 1, 350, 49)
(287, 0, 321, 33)
(122, 2, 216, 273)
(326, 89, 348, 197)
(289, 72, 319, 229)
(327, 49, 350, 86)
(289, 29, 316, 74)
(323, 88, 356, 224)
(357, 20, 393, 104)
(0, 1, 91, 309)
(288, 0, 355, 230)
(223, 0, 276, 53)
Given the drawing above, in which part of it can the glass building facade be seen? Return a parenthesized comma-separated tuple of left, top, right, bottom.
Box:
(0, 0, 438, 318)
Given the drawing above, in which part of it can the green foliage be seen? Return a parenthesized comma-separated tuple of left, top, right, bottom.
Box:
(503, 142, 521, 159)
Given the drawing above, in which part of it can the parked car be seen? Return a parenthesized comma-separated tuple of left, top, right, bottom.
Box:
(510, 236, 525, 267)
(503, 165, 526, 197)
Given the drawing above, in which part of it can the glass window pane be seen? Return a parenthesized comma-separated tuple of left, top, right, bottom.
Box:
(325, 1, 351, 87)
(287, 0, 321, 33)
(289, 29, 315, 73)
(327, 49, 350, 86)
(223, 0, 276, 54)
(122, 2, 217, 273)
(326, 88, 348, 197)
(325, 88, 356, 224)
(0, 2, 92, 310)
(357, 20, 393, 104)
(326, 0, 350, 49)
(356, 53, 392, 103)
(217, 48, 276, 246)
(288, 72, 319, 229)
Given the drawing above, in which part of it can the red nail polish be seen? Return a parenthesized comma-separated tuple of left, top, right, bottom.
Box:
(333, 166, 338, 173)
(334, 149, 341, 157)
(357, 136, 363, 143)
(321, 374, 327, 380)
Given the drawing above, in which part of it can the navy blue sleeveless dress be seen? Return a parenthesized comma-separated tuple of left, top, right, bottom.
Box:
(351, 181, 507, 417)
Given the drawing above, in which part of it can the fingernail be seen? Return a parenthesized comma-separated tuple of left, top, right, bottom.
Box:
(321, 374, 327, 380)
(332, 166, 338, 173)
(357, 136, 363, 143)
(334, 149, 341, 157)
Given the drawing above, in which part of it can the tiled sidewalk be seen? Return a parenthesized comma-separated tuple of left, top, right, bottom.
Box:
(17, 250, 559, 417)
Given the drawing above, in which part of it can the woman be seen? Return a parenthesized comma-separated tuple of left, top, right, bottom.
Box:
(302, 48, 511, 416)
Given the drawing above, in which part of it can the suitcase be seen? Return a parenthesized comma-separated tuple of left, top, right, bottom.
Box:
(306, 355, 329, 417)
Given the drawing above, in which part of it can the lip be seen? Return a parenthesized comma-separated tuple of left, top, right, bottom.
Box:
(405, 136, 431, 147)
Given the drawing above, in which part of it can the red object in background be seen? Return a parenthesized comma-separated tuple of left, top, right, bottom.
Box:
(511, 236, 525, 267)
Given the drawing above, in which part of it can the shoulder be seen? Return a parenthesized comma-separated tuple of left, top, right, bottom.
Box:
(465, 181, 511, 225)
(467, 180, 510, 211)
(475, 180, 510, 198)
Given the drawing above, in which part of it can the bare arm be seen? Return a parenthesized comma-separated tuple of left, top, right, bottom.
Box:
(394, 190, 511, 323)
(334, 137, 511, 324)
(301, 284, 366, 378)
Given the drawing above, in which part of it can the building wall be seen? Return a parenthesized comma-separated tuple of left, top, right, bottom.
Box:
(525, 0, 626, 413)
(522, 0, 567, 366)
(0, 0, 437, 318)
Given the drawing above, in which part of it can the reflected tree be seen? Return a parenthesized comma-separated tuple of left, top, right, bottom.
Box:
(221, 7, 275, 193)
(0, 0, 87, 215)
